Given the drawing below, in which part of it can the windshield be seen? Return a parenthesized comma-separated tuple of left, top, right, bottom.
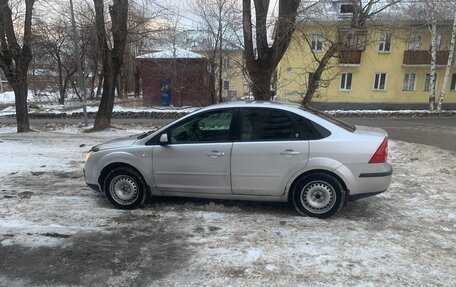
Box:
(299, 106, 356, 132)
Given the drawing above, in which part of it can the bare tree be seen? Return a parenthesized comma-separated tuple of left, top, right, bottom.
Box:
(34, 15, 76, 104)
(0, 0, 35, 132)
(124, 1, 163, 99)
(437, 11, 456, 111)
(427, 0, 438, 111)
(243, 0, 301, 100)
(193, 0, 240, 103)
(92, 0, 129, 131)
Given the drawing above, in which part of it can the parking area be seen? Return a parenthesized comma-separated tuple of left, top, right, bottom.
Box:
(0, 127, 455, 286)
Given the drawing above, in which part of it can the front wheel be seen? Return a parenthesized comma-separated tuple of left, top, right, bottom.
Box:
(292, 173, 345, 219)
(103, 166, 147, 209)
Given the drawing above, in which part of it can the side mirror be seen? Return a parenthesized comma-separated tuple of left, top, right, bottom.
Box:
(159, 133, 169, 145)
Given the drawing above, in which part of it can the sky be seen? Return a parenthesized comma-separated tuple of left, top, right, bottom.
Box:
(155, 0, 280, 29)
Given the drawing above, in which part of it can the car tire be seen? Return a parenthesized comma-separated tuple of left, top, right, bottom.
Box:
(292, 172, 345, 219)
(103, 166, 147, 209)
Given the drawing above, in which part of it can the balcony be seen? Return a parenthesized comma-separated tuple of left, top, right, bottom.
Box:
(403, 50, 450, 65)
(340, 50, 362, 65)
(339, 28, 367, 51)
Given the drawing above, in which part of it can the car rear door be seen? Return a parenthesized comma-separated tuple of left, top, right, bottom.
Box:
(231, 108, 309, 196)
(153, 108, 236, 194)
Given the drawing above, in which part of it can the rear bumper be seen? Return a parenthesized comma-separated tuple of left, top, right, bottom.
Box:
(335, 163, 392, 199)
(359, 168, 393, 178)
(348, 190, 386, 201)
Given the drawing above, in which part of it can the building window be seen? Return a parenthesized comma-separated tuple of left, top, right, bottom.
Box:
(374, 73, 387, 90)
(340, 4, 353, 14)
(223, 80, 230, 90)
(340, 73, 352, 90)
(424, 73, 438, 91)
(311, 33, 323, 51)
(408, 34, 422, 50)
(379, 32, 392, 52)
(403, 73, 416, 91)
(451, 74, 456, 91)
(223, 57, 230, 69)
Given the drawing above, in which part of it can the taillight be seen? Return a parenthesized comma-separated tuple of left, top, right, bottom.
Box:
(369, 137, 388, 163)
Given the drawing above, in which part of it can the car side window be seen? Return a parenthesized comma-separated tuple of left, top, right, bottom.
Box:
(293, 114, 331, 140)
(169, 109, 235, 144)
(240, 108, 300, 141)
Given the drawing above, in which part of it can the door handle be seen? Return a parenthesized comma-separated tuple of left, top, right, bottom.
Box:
(207, 151, 225, 158)
(280, 149, 301, 156)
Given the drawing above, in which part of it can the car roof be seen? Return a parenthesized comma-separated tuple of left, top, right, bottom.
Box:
(198, 101, 302, 112)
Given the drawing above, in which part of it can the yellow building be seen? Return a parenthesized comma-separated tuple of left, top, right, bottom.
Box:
(219, 49, 250, 101)
(276, 5, 456, 107)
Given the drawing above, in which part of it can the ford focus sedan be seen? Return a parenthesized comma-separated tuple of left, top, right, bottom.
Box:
(84, 101, 392, 218)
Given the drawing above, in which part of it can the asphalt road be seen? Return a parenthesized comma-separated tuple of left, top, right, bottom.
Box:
(341, 117, 456, 152)
(1, 116, 455, 152)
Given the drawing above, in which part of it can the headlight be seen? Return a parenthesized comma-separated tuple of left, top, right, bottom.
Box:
(84, 151, 94, 162)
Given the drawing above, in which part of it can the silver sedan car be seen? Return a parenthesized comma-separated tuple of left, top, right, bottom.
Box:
(84, 101, 392, 218)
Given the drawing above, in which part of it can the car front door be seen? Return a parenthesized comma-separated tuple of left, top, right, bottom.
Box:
(153, 108, 236, 194)
(231, 108, 309, 196)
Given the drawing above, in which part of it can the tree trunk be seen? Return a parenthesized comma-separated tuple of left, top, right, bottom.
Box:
(96, 72, 103, 99)
(437, 12, 456, 112)
(429, 1, 437, 111)
(134, 63, 140, 98)
(302, 44, 340, 106)
(242, 0, 300, 100)
(56, 53, 65, 104)
(218, 53, 223, 102)
(250, 68, 273, 100)
(116, 74, 123, 99)
(218, 6, 223, 103)
(13, 75, 31, 132)
(92, 0, 128, 131)
(94, 65, 117, 129)
(0, 0, 35, 132)
(210, 63, 217, 104)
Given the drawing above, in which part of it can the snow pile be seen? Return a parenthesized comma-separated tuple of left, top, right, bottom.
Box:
(0, 91, 15, 104)
(0, 91, 41, 104)
(0, 103, 200, 117)
(0, 128, 455, 286)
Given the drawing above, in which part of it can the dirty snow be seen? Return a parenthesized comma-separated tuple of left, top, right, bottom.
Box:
(0, 126, 455, 286)
(0, 103, 200, 116)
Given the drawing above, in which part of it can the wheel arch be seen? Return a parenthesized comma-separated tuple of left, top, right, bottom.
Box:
(98, 162, 150, 195)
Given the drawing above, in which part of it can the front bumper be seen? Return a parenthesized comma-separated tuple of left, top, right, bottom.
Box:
(86, 183, 101, 192)
(84, 168, 101, 192)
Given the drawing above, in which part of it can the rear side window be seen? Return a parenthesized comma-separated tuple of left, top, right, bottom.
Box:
(299, 106, 356, 132)
(240, 109, 300, 141)
(293, 114, 331, 140)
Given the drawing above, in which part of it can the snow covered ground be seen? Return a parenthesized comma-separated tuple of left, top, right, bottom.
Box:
(0, 126, 455, 286)
(0, 90, 200, 116)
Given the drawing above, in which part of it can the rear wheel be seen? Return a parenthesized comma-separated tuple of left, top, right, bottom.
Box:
(103, 166, 147, 209)
(292, 173, 345, 219)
